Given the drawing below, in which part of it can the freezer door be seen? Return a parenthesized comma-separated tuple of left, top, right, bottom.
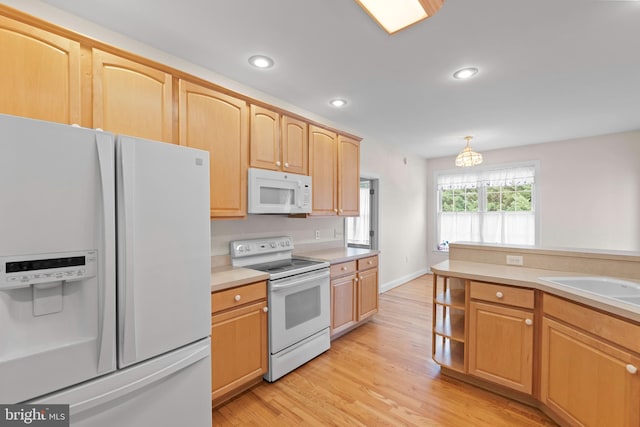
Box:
(0, 115, 117, 403)
(33, 338, 212, 427)
(116, 136, 211, 367)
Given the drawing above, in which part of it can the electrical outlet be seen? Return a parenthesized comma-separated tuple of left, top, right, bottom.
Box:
(506, 255, 524, 266)
(315, 230, 320, 240)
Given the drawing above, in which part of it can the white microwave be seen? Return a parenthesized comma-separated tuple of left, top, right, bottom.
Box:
(248, 168, 312, 214)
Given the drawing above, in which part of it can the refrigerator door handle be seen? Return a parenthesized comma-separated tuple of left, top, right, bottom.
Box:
(119, 138, 138, 365)
(95, 133, 116, 374)
(69, 341, 209, 416)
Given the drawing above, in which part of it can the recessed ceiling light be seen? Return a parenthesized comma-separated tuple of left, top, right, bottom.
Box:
(329, 99, 347, 108)
(453, 67, 479, 79)
(248, 55, 274, 69)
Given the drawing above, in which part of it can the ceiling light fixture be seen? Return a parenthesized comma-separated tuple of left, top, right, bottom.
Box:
(329, 99, 348, 108)
(455, 136, 483, 167)
(453, 67, 479, 79)
(355, 0, 444, 35)
(248, 55, 274, 69)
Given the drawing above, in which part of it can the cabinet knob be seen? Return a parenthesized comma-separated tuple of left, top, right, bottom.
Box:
(262, 306, 269, 313)
(284, 162, 289, 168)
(276, 161, 281, 166)
(334, 209, 338, 213)
(368, 261, 372, 265)
(234, 295, 241, 302)
(355, 277, 359, 282)
(496, 291, 504, 299)
(339, 208, 344, 213)
(627, 364, 638, 375)
(525, 319, 533, 326)
(341, 266, 347, 271)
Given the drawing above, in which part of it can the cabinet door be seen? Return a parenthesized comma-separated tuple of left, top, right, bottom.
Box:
(541, 317, 640, 427)
(211, 300, 268, 402)
(0, 16, 81, 124)
(309, 125, 337, 215)
(337, 135, 360, 216)
(250, 105, 280, 171)
(93, 49, 173, 143)
(357, 267, 379, 321)
(331, 274, 357, 337)
(281, 115, 308, 175)
(468, 301, 534, 394)
(179, 80, 248, 218)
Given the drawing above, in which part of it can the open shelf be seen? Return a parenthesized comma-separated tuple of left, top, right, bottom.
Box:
(434, 312, 465, 342)
(433, 338, 465, 373)
(434, 289, 465, 309)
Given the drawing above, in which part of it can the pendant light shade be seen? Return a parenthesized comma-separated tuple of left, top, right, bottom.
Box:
(455, 136, 483, 167)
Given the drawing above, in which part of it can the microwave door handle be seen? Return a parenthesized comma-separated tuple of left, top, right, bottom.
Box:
(296, 181, 303, 208)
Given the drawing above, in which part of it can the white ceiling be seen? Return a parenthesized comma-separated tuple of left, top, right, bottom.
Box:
(39, 0, 640, 158)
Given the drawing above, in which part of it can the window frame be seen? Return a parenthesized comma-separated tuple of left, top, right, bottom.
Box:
(434, 161, 540, 251)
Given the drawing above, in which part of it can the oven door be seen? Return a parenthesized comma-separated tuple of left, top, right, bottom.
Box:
(269, 268, 330, 354)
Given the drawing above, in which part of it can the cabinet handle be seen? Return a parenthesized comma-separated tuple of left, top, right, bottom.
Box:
(496, 291, 504, 299)
(262, 306, 269, 313)
(234, 295, 241, 302)
(627, 364, 638, 375)
(524, 319, 533, 326)
(355, 277, 359, 282)
(368, 260, 372, 265)
(276, 161, 281, 166)
(341, 266, 347, 271)
(284, 162, 289, 168)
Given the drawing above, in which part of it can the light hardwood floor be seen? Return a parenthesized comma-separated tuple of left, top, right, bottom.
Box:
(212, 275, 556, 426)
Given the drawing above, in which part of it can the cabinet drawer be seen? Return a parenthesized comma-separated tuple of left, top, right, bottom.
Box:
(470, 281, 534, 309)
(330, 261, 357, 278)
(357, 256, 378, 271)
(544, 293, 640, 354)
(212, 281, 267, 314)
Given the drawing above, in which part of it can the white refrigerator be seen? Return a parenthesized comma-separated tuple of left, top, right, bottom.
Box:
(0, 114, 212, 426)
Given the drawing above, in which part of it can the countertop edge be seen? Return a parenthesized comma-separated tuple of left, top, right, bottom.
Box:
(431, 260, 640, 324)
(295, 248, 380, 264)
(210, 267, 270, 293)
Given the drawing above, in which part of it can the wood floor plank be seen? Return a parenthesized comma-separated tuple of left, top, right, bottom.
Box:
(212, 275, 556, 426)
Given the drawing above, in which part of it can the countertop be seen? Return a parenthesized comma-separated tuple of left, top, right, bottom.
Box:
(295, 247, 379, 264)
(210, 265, 269, 293)
(431, 259, 640, 323)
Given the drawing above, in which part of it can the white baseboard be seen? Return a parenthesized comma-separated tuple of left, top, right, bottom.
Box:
(379, 268, 431, 294)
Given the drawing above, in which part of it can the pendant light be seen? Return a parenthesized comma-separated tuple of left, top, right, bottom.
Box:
(455, 136, 483, 167)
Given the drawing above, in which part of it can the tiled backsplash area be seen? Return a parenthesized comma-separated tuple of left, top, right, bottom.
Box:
(211, 215, 345, 257)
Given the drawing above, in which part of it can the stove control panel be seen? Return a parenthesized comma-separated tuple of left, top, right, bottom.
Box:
(230, 236, 293, 258)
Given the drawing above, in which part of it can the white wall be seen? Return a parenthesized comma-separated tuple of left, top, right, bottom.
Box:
(360, 138, 430, 291)
(427, 131, 640, 267)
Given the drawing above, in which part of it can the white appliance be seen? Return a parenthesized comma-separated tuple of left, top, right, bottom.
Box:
(230, 237, 330, 382)
(248, 168, 312, 214)
(0, 114, 212, 426)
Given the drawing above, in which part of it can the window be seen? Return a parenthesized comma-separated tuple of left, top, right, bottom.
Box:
(347, 178, 378, 249)
(436, 164, 537, 250)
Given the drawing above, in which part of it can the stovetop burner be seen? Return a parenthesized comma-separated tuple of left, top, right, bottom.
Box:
(245, 258, 327, 279)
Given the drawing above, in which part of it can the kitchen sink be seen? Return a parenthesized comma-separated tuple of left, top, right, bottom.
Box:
(538, 276, 640, 306)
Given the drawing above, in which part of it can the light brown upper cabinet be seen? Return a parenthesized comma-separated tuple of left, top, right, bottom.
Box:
(250, 105, 308, 175)
(337, 135, 360, 216)
(93, 49, 173, 143)
(0, 15, 81, 125)
(309, 125, 338, 216)
(179, 80, 248, 218)
(309, 126, 361, 216)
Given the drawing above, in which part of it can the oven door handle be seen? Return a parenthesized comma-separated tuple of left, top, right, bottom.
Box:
(270, 269, 329, 291)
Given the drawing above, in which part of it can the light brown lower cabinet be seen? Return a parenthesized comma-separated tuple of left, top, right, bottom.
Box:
(468, 282, 535, 394)
(541, 314, 640, 426)
(330, 255, 379, 338)
(210, 281, 268, 407)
